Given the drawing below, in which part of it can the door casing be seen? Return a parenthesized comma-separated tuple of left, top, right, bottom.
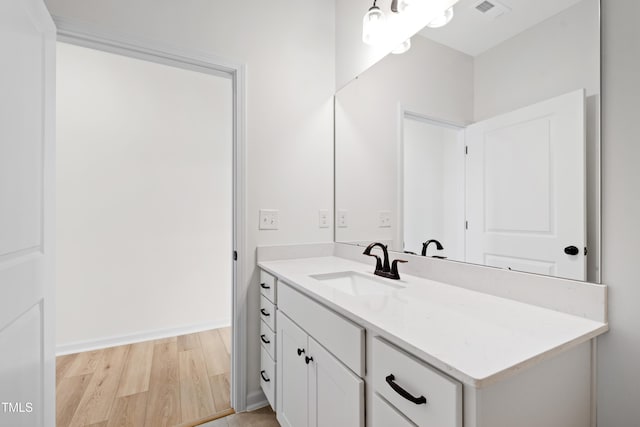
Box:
(53, 18, 249, 411)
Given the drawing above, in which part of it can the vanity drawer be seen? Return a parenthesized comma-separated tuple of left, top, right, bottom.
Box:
(278, 281, 364, 376)
(372, 337, 462, 427)
(260, 270, 277, 303)
(260, 348, 276, 410)
(372, 393, 416, 427)
(259, 295, 276, 331)
(260, 319, 276, 360)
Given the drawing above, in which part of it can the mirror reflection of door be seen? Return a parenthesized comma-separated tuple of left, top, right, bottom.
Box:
(403, 89, 587, 281)
(465, 89, 586, 281)
(402, 115, 465, 260)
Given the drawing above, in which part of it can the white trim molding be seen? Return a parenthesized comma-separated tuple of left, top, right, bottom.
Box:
(52, 17, 249, 412)
(56, 320, 231, 356)
(245, 390, 269, 412)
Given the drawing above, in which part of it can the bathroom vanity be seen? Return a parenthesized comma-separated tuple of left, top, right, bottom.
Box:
(257, 244, 607, 427)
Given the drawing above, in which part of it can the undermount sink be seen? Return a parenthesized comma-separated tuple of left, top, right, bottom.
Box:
(309, 271, 405, 296)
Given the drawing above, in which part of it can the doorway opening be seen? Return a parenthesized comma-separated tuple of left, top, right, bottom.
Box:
(54, 35, 242, 426)
(398, 111, 466, 259)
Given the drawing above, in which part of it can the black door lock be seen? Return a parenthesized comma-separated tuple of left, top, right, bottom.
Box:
(564, 246, 580, 256)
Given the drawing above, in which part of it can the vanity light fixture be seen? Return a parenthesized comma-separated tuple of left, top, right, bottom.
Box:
(426, 6, 454, 28)
(363, 0, 413, 52)
(362, 0, 387, 45)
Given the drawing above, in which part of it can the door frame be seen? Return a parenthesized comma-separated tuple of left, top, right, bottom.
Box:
(53, 18, 249, 411)
(396, 104, 467, 254)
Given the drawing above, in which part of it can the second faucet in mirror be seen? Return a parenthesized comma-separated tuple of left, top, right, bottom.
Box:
(422, 239, 444, 258)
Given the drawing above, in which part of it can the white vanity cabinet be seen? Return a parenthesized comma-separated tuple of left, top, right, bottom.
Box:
(276, 282, 365, 427)
(259, 270, 277, 409)
(259, 256, 605, 427)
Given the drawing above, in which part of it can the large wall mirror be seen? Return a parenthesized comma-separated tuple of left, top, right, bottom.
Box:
(335, 0, 601, 282)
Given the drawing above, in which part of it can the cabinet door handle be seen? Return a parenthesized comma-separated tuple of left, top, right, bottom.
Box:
(297, 348, 305, 356)
(260, 282, 271, 289)
(260, 308, 270, 317)
(385, 374, 427, 405)
(305, 356, 314, 365)
(260, 334, 270, 344)
(260, 370, 270, 382)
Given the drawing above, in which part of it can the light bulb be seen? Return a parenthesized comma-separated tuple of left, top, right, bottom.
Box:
(426, 6, 454, 28)
(362, 6, 386, 45)
(392, 38, 411, 54)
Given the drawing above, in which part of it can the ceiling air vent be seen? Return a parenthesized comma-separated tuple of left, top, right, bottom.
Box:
(475, 1, 495, 13)
(472, 0, 511, 19)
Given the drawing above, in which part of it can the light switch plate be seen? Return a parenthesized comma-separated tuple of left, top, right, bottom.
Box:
(319, 210, 330, 228)
(259, 209, 279, 230)
(379, 211, 391, 228)
(337, 210, 348, 228)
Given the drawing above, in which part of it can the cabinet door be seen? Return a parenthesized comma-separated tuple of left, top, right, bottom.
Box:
(309, 337, 364, 427)
(277, 312, 309, 427)
(372, 393, 416, 427)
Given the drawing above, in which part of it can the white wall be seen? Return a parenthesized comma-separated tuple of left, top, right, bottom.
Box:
(46, 0, 335, 403)
(56, 42, 232, 347)
(403, 119, 463, 258)
(474, 0, 601, 282)
(598, 0, 640, 425)
(335, 35, 474, 249)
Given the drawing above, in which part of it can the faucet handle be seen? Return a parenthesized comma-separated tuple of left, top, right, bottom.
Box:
(390, 259, 408, 279)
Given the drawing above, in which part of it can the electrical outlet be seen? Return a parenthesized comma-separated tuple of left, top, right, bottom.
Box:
(318, 210, 330, 228)
(259, 209, 279, 230)
(379, 211, 391, 228)
(337, 210, 348, 228)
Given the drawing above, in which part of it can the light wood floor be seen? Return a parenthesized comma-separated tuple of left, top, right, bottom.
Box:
(56, 327, 232, 427)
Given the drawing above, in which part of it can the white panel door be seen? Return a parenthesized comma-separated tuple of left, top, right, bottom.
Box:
(465, 89, 586, 280)
(308, 337, 364, 427)
(0, 1, 56, 426)
(277, 312, 309, 427)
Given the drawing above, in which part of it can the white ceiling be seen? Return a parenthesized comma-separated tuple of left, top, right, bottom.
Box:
(418, 0, 587, 56)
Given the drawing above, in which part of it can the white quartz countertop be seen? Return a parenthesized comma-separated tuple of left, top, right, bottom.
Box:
(258, 256, 608, 388)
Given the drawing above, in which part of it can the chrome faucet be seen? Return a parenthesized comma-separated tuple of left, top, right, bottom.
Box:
(421, 239, 444, 257)
(363, 242, 407, 280)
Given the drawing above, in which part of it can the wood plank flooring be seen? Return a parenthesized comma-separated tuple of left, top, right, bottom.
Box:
(56, 328, 232, 427)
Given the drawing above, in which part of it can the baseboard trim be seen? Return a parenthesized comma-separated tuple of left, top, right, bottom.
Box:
(56, 319, 231, 356)
(177, 408, 235, 427)
(245, 390, 268, 412)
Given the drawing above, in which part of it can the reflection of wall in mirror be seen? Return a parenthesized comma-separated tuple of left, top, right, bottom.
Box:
(335, 35, 473, 250)
(335, 0, 599, 281)
(403, 118, 464, 259)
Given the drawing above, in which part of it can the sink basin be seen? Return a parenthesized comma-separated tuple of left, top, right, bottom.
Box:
(309, 271, 405, 296)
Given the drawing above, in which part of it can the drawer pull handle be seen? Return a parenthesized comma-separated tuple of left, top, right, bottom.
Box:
(297, 348, 305, 356)
(260, 308, 270, 317)
(260, 282, 271, 289)
(260, 370, 270, 382)
(305, 356, 314, 365)
(260, 334, 270, 344)
(385, 374, 427, 405)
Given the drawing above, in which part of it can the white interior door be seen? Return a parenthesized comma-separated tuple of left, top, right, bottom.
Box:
(465, 89, 586, 280)
(0, 1, 56, 426)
